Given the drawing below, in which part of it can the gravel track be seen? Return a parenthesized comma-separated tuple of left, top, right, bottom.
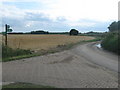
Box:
(2, 42, 118, 88)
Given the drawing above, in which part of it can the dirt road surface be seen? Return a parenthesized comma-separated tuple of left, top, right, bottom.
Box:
(2, 42, 118, 88)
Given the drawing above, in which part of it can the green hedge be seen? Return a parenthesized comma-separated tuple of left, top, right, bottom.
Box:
(101, 32, 120, 55)
(2, 45, 32, 59)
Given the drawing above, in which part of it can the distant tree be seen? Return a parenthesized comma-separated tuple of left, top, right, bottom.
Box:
(69, 29, 79, 35)
(31, 30, 49, 34)
(108, 21, 118, 32)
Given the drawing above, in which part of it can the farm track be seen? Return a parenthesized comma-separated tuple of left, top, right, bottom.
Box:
(2, 42, 118, 88)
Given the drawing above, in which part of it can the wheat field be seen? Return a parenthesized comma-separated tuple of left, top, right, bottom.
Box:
(2, 34, 94, 51)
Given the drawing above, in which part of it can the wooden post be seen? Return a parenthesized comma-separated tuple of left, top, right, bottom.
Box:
(5, 24, 7, 46)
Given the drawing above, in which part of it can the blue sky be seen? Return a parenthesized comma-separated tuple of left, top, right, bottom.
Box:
(1, 0, 119, 33)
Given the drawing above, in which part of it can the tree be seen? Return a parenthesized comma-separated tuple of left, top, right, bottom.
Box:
(31, 30, 49, 34)
(69, 29, 79, 35)
(108, 21, 118, 32)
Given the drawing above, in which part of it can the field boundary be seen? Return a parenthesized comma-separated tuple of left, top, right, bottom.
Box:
(2, 38, 101, 62)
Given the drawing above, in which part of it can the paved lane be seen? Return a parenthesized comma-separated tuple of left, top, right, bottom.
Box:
(2, 42, 118, 88)
(73, 42, 118, 72)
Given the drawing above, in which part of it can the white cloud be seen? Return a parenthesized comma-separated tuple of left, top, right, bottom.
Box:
(2, 0, 118, 21)
(68, 22, 96, 27)
(1, 0, 119, 32)
(1, 4, 25, 19)
(25, 21, 34, 27)
(44, 0, 118, 21)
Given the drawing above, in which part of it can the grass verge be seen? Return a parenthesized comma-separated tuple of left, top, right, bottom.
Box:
(101, 32, 120, 55)
(2, 82, 55, 88)
(2, 37, 101, 62)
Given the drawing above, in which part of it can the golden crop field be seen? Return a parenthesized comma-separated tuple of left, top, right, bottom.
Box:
(2, 34, 94, 51)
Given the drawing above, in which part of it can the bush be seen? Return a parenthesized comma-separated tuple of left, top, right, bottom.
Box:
(2, 45, 32, 59)
(101, 32, 120, 55)
(69, 29, 79, 35)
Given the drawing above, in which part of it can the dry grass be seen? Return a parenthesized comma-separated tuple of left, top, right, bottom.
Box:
(2, 34, 94, 51)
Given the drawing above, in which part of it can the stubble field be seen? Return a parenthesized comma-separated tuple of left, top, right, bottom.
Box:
(2, 34, 94, 51)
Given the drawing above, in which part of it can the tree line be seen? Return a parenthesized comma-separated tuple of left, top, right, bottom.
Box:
(6, 29, 80, 35)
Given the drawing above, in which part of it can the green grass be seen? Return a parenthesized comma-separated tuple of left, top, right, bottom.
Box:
(2, 37, 101, 62)
(2, 82, 55, 88)
(2, 54, 37, 62)
(2, 45, 33, 62)
(2, 45, 32, 58)
(101, 32, 120, 55)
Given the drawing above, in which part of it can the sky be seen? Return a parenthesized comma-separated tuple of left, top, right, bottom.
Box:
(0, 0, 119, 33)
